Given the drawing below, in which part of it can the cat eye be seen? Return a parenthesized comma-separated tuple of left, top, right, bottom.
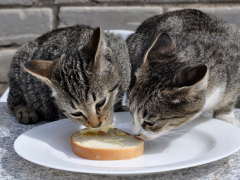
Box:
(96, 98, 106, 113)
(109, 83, 119, 92)
(143, 110, 147, 118)
(71, 112, 84, 117)
(144, 121, 155, 127)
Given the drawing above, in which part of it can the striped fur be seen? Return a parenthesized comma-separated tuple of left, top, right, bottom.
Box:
(8, 25, 130, 126)
(127, 9, 240, 139)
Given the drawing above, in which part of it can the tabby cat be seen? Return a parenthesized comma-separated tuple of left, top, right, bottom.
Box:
(8, 25, 130, 127)
(127, 9, 240, 139)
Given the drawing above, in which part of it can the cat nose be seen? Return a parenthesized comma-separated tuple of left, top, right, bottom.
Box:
(88, 118, 102, 128)
(90, 121, 102, 128)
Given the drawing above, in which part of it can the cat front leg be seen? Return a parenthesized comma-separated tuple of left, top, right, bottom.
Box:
(213, 101, 240, 127)
(14, 105, 38, 124)
(7, 86, 39, 124)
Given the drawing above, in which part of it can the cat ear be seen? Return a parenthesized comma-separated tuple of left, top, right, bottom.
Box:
(143, 33, 176, 64)
(85, 27, 113, 72)
(24, 60, 55, 85)
(86, 27, 102, 55)
(174, 64, 209, 96)
(86, 27, 106, 63)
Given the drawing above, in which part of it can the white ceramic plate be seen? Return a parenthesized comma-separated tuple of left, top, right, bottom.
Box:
(14, 112, 240, 175)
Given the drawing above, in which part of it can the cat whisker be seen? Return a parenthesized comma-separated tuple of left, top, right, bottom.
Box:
(113, 104, 122, 111)
(114, 98, 123, 104)
(165, 129, 188, 137)
(105, 93, 126, 120)
(105, 109, 115, 121)
(166, 131, 188, 135)
(163, 134, 181, 139)
(113, 97, 123, 107)
(152, 139, 162, 149)
(155, 138, 162, 145)
(167, 131, 188, 135)
(147, 139, 161, 149)
(147, 140, 154, 149)
(168, 127, 189, 132)
(157, 136, 175, 141)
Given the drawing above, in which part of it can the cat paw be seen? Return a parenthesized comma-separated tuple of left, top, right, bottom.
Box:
(15, 106, 38, 124)
(227, 118, 240, 127)
(215, 113, 240, 128)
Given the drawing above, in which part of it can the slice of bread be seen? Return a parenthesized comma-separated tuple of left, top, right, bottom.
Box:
(71, 128, 144, 160)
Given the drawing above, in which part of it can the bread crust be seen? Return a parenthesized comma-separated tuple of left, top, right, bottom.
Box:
(71, 130, 144, 160)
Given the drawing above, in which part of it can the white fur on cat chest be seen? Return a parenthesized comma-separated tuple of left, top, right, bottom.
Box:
(203, 87, 224, 111)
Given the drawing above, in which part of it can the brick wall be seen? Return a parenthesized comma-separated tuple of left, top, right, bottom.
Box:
(0, 0, 240, 85)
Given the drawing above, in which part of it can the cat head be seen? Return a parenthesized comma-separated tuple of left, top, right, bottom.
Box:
(128, 33, 209, 139)
(24, 27, 121, 128)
